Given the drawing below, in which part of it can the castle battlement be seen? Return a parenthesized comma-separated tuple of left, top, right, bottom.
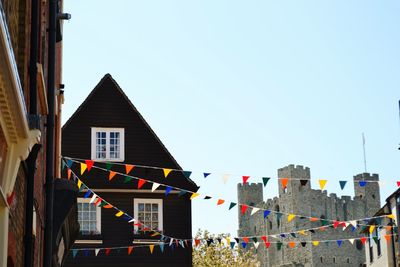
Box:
(278, 164, 310, 179)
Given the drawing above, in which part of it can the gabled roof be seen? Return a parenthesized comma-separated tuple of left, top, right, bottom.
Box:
(63, 73, 198, 190)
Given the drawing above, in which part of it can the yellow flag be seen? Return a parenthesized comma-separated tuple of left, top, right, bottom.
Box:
(312, 241, 319, 246)
(80, 163, 87, 175)
(163, 168, 172, 178)
(319, 180, 327, 190)
(190, 193, 200, 200)
(77, 179, 82, 189)
(115, 211, 124, 217)
(369, 225, 375, 234)
(299, 230, 306, 235)
(288, 214, 295, 222)
(387, 214, 395, 219)
(149, 245, 154, 254)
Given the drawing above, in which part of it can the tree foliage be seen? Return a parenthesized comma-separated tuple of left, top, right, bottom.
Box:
(192, 229, 260, 267)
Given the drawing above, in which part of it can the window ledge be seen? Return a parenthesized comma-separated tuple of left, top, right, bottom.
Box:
(75, 240, 103, 244)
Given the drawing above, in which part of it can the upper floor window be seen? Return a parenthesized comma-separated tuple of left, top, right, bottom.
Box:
(78, 198, 101, 235)
(91, 128, 125, 161)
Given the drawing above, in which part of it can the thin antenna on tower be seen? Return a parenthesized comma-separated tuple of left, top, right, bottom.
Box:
(362, 133, 367, 173)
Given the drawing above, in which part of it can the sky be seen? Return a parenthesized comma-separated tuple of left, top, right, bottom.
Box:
(62, 0, 400, 237)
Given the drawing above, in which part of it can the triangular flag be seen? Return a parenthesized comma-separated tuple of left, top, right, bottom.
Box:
(288, 214, 295, 222)
(203, 173, 211, 178)
(137, 179, 146, 189)
(109, 171, 117, 180)
(77, 179, 82, 189)
(182, 171, 192, 179)
(124, 176, 133, 183)
(95, 249, 100, 256)
(80, 163, 87, 175)
(359, 180, 367, 187)
(149, 245, 154, 254)
(261, 236, 267, 243)
(288, 241, 295, 248)
(253, 242, 259, 249)
(241, 242, 247, 248)
(397, 181, 400, 187)
(178, 190, 187, 197)
(339, 181, 347, 190)
(299, 230, 306, 235)
(263, 210, 271, 218)
(85, 160, 94, 171)
(360, 237, 367, 244)
(89, 194, 97, 204)
(349, 239, 354, 245)
(276, 212, 283, 222)
(369, 225, 375, 234)
(241, 205, 248, 215)
(319, 180, 327, 190)
(67, 169, 72, 180)
(204, 196, 212, 200)
(337, 240, 343, 247)
(277, 242, 283, 250)
(72, 249, 78, 258)
(281, 178, 289, 189)
(312, 241, 319, 246)
(242, 176, 250, 184)
(243, 237, 249, 244)
(384, 235, 391, 243)
(115, 211, 124, 217)
(83, 190, 91, 199)
(217, 199, 225, 206)
(128, 246, 133, 255)
(194, 239, 200, 246)
(159, 243, 165, 252)
(387, 214, 395, 219)
(310, 217, 319, 222)
(103, 204, 113, 209)
(125, 164, 134, 174)
(190, 193, 200, 200)
(163, 169, 172, 178)
(229, 202, 237, 210)
(262, 177, 270, 187)
(300, 179, 308, 186)
(222, 174, 230, 184)
(66, 159, 73, 168)
(165, 186, 172, 196)
(152, 183, 160, 192)
(61, 160, 66, 170)
(105, 162, 113, 171)
(349, 220, 357, 228)
(301, 242, 307, 247)
(230, 241, 235, 249)
(251, 208, 260, 216)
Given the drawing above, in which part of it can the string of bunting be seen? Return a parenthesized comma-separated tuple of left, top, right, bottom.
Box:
(63, 157, 394, 189)
(63, 157, 396, 232)
(70, 232, 399, 259)
(65, 159, 395, 248)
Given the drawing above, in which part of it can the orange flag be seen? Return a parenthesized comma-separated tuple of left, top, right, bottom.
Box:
(103, 204, 113, 209)
(128, 246, 133, 255)
(281, 178, 289, 189)
(288, 241, 296, 248)
(149, 245, 154, 254)
(217, 199, 225, 205)
(67, 169, 72, 180)
(109, 171, 117, 180)
(384, 235, 391, 243)
(125, 164, 134, 174)
(310, 217, 319, 222)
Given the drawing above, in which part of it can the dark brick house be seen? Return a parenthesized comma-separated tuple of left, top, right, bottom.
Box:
(62, 74, 198, 267)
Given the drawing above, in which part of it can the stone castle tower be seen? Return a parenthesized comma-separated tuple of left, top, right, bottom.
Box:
(237, 165, 381, 267)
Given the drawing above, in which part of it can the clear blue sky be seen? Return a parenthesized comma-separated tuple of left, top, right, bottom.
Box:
(62, 0, 400, 236)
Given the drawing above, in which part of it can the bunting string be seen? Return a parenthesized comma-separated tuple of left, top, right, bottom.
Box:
(65, 159, 395, 244)
(63, 156, 390, 189)
(64, 158, 396, 230)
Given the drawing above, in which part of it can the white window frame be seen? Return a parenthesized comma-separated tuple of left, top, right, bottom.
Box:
(91, 127, 125, 162)
(133, 198, 163, 233)
(77, 197, 102, 235)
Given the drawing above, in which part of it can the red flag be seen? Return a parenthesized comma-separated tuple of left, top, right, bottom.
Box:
(85, 160, 94, 171)
(333, 221, 340, 229)
(397, 181, 400, 187)
(194, 239, 200, 246)
(217, 199, 225, 205)
(126, 164, 135, 174)
(241, 205, 248, 215)
(360, 237, 367, 244)
(261, 236, 267, 243)
(128, 246, 133, 255)
(137, 179, 146, 189)
(265, 242, 271, 248)
(242, 237, 249, 244)
(105, 248, 111, 256)
(242, 176, 250, 184)
(67, 169, 72, 180)
(94, 198, 102, 206)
